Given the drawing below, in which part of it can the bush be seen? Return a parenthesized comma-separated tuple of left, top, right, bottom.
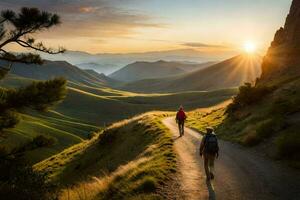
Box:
(87, 132, 98, 140)
(227, 83, 274, 114)
(32, 135, 56, 148)
(242, 130, 261, 146)
(256, 118, 285, 138)
(0, 110, 20, 129)
(0, 78, 67, 130)
(135, 176, 157, 193)
(241, 118, 285, 146)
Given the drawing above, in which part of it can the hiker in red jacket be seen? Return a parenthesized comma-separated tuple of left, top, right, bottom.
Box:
(176, 106, 187, 137)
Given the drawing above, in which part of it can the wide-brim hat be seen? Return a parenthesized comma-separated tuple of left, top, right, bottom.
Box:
(206, 127, 214, 132)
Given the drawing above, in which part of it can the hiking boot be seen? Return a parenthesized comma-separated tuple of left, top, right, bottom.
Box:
(210, 173, 214, 180)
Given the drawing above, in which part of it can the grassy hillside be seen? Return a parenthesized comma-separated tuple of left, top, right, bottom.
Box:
(186, 1, 300, 168)
(83, 69, 122, 86)
(109, 60, 187, 82)
(0, 59, 119, 87)
(1, 73, 237, 126)
(0, 74, 236, 165)
(186, 78, 300, 168)
(35, 112, 177, 200)
(0, 110, 99, 165)
(56, 87, 237, 126)
(121, 54, 262, 93)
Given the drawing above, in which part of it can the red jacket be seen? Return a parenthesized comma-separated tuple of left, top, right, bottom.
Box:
(176, 110, 186, 122)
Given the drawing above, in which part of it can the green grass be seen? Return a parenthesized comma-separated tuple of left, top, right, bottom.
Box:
(0, 111, 99, 164)
(35, 112, 176, 200)
(1, 74, 237, 126)
(0, 74, 235, 165)
(56, 87, 237, 126)
(187, 78, 300, 167)
(186, 108, 227, 134)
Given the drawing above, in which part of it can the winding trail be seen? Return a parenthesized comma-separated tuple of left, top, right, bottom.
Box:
(163, 117, 300, 200)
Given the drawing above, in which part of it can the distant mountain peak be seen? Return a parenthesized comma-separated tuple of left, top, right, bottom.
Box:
(260, 0, 300, 81)
(156, 60, 167, 63)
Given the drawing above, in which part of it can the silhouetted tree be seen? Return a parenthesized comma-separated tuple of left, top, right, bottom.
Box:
(0, 7, 67, 131)
(0, 7, 65, 67)
(0, 7, 66, 199)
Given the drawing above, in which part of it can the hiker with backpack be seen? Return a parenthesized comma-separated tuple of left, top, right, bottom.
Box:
(200, 127, 219, 181)
(176, 106, 187, 137)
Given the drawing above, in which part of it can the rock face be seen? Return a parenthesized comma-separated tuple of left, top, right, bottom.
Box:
(260, 0, 300, 82)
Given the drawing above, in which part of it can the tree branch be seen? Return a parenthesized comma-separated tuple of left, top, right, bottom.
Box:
(16, 39, 65, 54)
(0, 19, 6, 24)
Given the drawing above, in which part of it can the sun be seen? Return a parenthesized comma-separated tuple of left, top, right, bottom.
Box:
(244, 41, 257, 54)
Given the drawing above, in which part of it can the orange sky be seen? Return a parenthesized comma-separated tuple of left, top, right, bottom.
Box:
(1, 0, 292, 54)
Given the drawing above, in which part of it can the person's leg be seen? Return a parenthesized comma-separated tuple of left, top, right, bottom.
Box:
(181, 122, 185, 135)
(178, 123, 182, 136)
(204, 155, 210, 180)
(208, 154, 215, 179)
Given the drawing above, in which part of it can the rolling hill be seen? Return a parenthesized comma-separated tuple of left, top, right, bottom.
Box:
(1, 73, 235, 126)
(110, 60, 216, 82)
(109, 60, 184, 82)
(0, 109, 99, 165)
(34, 112, 177, 199)
(83, 69, 121, 86)
(0, 73, 237, 164)
(0, 59, 119, 87)
(78, 62, 120, 75)
(121, 54, 262, 93)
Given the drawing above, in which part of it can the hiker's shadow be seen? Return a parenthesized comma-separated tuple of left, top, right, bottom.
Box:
(206, 180, 216, 200)
(173, 135, 182, 141)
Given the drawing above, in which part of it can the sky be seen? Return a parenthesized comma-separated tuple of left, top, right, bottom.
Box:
(0, 0, 292, 54)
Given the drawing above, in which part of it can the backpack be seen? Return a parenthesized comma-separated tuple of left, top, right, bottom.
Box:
(204, 133, 219, 154)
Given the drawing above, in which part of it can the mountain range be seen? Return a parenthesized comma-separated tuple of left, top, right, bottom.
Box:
(109, 60, 215, 82)
(41, 48, 235, 74)
(121, 54, 262, 93)
(0, 59, 118, 87)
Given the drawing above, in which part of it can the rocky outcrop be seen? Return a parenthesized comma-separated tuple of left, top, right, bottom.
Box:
(260, 0, 300, 82)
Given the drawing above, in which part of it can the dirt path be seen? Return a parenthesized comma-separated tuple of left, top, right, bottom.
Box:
(163, 117, 300, 200)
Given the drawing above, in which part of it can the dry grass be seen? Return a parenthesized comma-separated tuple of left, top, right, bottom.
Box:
(35, 112, 176, 200)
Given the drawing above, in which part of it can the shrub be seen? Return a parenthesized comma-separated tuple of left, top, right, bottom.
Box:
(242, 130, 261, 146)
(241, 118, 285, 146)
(87, 132, 98, 140)
(256, 118, 285, 138)
(227, 83, 274, 114)
(32, 135, 57, 148)
(0, 110, 20, 129)
(135, 176, 157, 193)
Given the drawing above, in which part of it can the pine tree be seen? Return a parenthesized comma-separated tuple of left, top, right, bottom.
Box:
(0, 7, 67, 130)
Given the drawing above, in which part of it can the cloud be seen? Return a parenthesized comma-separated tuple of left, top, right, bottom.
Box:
(0, 0, 164, 39)
(182, 42, 226, 48)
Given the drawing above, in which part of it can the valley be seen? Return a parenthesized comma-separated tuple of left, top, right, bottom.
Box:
(0, 69, 237, 164)
(0, 1, 299, 199)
